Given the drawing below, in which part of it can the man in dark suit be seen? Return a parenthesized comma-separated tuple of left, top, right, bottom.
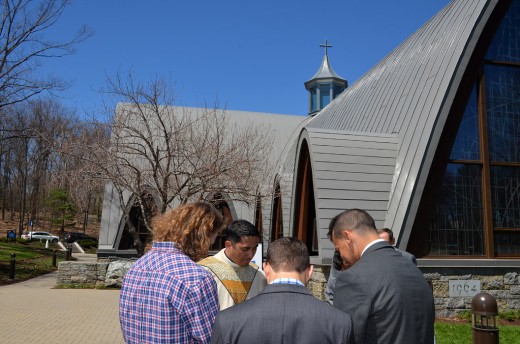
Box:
(329, 209, 434, 344)
(210, 237, 354, 344)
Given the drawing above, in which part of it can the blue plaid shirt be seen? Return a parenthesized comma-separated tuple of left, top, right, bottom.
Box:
(270, 278, 305, 286)
(119, 242, 219, 344)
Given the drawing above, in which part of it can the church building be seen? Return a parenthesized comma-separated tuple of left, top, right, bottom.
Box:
(99, 0, 519, 316)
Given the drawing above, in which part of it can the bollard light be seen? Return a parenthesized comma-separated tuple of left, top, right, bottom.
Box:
(52, 249, 57, 267)
(9, 253, 16, 280)
(471, 292, 499, 344)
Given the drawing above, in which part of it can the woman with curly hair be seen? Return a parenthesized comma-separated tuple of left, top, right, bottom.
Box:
(119, 202, 224, 344)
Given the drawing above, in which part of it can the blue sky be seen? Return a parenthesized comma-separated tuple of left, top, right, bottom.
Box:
(41, 0, 452, 117)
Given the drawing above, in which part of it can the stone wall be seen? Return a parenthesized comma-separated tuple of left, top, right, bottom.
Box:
(57, 261, 110, 287)
(422, 267, 520, 318)
(58, 260, 520, 319)
(57, 259, 136, 288)
(312, 264, 520, 317)
(308, 265, 331, 301)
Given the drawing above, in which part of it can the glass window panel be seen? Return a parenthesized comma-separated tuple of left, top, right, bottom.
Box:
(491, 166, 520, 228)
(450, 84, 480, 160)
(494, 231, 520, 255)
(485, 64, 520, 162)
(486, 0, 520, 63)
(429, 164, 484, 256)
(320, 85, 330, 108)
(334, 85, 344, 99)
(311, 88, 317, 112)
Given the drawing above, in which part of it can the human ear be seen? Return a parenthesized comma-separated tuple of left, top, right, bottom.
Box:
(342, 230, 351, 242)
(306, 265, 314, 281)
(263, 263, 273, 282)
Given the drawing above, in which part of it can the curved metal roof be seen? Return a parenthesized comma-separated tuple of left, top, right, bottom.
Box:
(295, 0, 503, 256)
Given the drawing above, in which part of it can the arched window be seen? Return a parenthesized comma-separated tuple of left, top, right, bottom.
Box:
(410, 1, 520, 258)
(254, 194, 263, 234)
(118, 191, 158, 252)
(293, 140, 318, 255)
(270, 182, 283, 242)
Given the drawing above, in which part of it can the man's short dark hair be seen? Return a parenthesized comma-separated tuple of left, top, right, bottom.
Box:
(327, 209, 377, 240)
(225, 220, 260, 243)
(266, 237, 309, 273)
(377, 228, 394, 242)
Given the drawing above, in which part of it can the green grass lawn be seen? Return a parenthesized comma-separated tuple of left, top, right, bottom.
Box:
(0, 240, 66, 285)
(435, 321, 520, 343)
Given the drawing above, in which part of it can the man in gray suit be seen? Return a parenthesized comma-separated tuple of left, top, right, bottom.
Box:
(210, 237, 354, 344)
(330, 209, 434, 344)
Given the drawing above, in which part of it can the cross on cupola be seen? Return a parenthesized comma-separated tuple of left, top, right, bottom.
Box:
(320, 39, 332, 56)
(304, 39, 348, 115)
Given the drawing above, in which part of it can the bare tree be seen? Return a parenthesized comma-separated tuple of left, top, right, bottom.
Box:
(59, 121, 108, 232)
(0, 0, 91, 109)
(85, 73, 276, 253)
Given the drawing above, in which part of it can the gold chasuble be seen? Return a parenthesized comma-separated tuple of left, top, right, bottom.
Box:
(199, 256, 259, 305)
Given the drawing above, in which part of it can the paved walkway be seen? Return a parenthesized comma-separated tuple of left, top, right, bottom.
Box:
(0, 254, 124, 344)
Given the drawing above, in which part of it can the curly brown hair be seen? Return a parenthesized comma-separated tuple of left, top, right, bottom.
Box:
(151, 202, 224, 261)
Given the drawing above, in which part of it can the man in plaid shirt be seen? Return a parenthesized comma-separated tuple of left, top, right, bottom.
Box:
(120, 202, 224, 344)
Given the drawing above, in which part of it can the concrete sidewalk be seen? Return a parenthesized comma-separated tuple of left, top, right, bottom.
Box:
(0, 254, 124, 344)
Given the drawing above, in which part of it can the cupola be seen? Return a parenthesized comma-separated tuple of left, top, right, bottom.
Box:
(304, 40, 347, 115)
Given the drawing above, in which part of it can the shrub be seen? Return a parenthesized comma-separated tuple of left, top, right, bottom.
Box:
(455, 310, 472, 322)
(500, 310, 520, 322)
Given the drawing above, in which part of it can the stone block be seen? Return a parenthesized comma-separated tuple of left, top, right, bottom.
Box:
(510, 285, 520, 295)
(487, 290, 512, 299)
(310, 266, 327, 283)
(433, 281, 448, 297)
(434, 298, 446, 306)
(482, 276, 503, 289)
(423, 273, 441, 281)
(446, 298, 465, 309)
(504, 273, 518, 285)
(105, 259, 136, 287)
(71, 275, 88, 284)
(507, 299, 520, 309)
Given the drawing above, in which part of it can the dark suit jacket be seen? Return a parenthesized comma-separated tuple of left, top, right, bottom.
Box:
(210, 283, 354, 344)
(334, 241, 434, 344)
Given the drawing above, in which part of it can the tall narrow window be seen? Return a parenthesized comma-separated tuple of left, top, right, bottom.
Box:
(413, 1, 520, 258)
(254, 195, 263, 234)
(293, 140, 318, 255)
(270, 182, 283, 242)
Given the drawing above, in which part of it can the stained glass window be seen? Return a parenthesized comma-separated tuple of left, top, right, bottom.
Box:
(429, 164, 484, 255)
(486, 0, 520, 63)
(425, 0, 520, 257)
(450, 85, 479, 161)
(485, 65, 520, 163)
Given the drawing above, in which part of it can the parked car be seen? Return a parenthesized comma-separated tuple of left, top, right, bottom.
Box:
(21, 231, 59, 243)
(64, 232, 98, 244)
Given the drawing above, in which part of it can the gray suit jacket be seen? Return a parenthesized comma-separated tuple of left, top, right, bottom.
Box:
(210, 283, 354, 344)
(334, 241, 434, 344)
(325, 247, 416, 305)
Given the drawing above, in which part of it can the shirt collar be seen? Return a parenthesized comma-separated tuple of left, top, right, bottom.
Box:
(361, 239, 386, 256)
(270, 278, 304, 286)
(152, 242, 177, 250)
(218, 248, 241, 268)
